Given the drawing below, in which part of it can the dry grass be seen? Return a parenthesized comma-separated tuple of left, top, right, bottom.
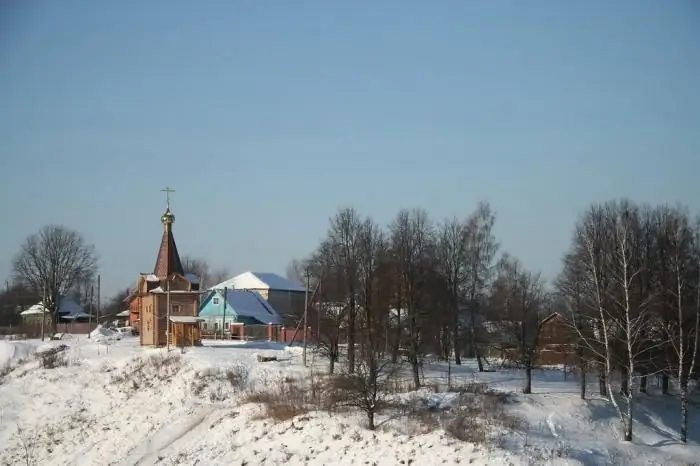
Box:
(111, 352, 182, 394)
(0, 362, 14, 382)
(443, 382, 524, 444)
(36, 345, 69, 370)
(243, 376, 310, 421)
(191, 364, 250, 402)
(397, 382, 524, 445)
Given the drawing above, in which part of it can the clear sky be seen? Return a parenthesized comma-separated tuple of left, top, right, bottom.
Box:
(1, 1, 699, 297)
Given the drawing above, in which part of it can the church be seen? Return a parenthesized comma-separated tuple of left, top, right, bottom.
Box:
(125, 189, 202, 347)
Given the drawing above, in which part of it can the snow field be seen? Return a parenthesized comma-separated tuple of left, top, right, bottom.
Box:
(0, 336, 699, 465)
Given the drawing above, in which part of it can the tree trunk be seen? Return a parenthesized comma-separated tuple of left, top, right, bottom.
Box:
(441, 325, 449, 360)
(329, 351, 336, 375)
(623, 365, 634, 442)
(524, 361, 533, 394)
(680, 374, 689, 443)
(391, 288, 402, 364)
(367, 409, 375, 431)
(453, 324, 461, 365)
(662, 373, 669, 395)
(448, 356, 453, 391)
(639, 372, 647, 394)
(578, 341, 586, 400)
(348, 296, 356, 374)
(624, 411, 633, 441)
(411, 352, 420, 390)
(599, 371, 607, 396)
(620, 368, 629, 396)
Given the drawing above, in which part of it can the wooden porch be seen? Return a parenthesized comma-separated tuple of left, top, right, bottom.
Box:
(169, 316, 203, 347)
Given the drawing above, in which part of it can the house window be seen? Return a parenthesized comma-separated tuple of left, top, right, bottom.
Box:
(171, 304, 182, 315)
(214, 322, 219, 330)
(213, 298, 219, 305)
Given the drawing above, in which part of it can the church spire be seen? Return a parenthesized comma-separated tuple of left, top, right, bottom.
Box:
(153, 186, 184, 278)
(160, 186, 176, 226)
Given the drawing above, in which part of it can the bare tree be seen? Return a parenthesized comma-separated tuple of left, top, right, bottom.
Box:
(654, 206, 700, 443)
(356, 217, 390, 359)
(101, 288, 132, 320)
(557, 252, 591, 400)
(332, 356, 402, 431)
(607, 201, 659, 441)
(490, 253, 546, 394)
(566, 201, 661, 442)
(285, 258, 306, 286)
(463, 202, 499, 372)
(309, 240, 347, 374)
(390, 209, 434, 389)
(436, 217, 466, 365)
(328, 207, 362, 373)
(335, 217, 397, 430)
(208, 267, 230, 288)
(181, 256, 229, 289)
(12, 225, 98, 332)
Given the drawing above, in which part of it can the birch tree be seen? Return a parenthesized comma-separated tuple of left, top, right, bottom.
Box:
(655, 206, 700, 443)
(567, 201, 659, 442)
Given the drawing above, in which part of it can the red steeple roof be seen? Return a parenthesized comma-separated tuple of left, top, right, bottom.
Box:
(153, 207, 184, 278)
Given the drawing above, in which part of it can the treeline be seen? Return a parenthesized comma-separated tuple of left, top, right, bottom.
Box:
(557, 200, 700, 442)
(292, 200, 700, 443)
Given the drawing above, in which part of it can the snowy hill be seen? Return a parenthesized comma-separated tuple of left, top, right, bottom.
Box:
(1, 337, 699, 465)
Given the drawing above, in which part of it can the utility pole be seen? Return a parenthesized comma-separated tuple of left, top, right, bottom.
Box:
(96, 274, 101, 327)
(222, 287, 228, 340)
(303, 268, 309, 366)
(317, 276, 322, 341)
(166, 274, 172, 351)
(40, 283, 46, 342)
(88, 285, 93, 338)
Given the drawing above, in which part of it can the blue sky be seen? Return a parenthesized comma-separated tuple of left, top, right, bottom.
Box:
(1, 1, 699, 297)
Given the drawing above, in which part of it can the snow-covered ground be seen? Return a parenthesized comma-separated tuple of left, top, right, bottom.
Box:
(1, 336, 699, 466)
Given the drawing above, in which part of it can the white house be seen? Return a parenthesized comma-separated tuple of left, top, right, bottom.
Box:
(20, 296, 89, 321)
(209, 272, 305, 322)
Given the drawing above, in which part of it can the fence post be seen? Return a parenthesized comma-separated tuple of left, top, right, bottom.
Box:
(267, 323, 272, 342)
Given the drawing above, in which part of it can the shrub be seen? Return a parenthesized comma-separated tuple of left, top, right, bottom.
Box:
(37, 345, 69, 369)
(394, 382, 524, 445)
(225, 365, 249, 389)
(441, 384, 525, 444)
(243, 376, 310, 421)
(191, 364, 249, 402)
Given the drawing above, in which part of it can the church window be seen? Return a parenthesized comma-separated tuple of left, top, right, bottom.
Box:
(212, 298, 219, 305)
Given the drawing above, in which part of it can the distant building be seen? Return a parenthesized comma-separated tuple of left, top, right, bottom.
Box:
(124, 196, 202, 347)
(199, 289, 283, 333)
(210, 271, 305, 325)
(20, 296, 89, 321)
